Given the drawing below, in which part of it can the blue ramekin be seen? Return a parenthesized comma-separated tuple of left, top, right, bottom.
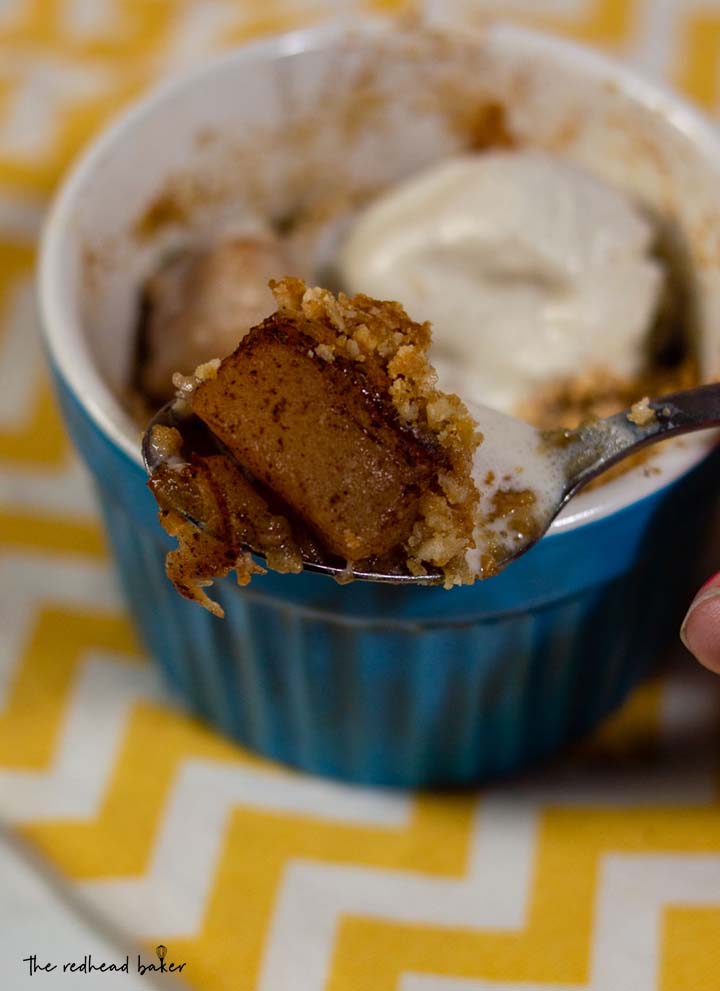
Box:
(39, 22, 720, 786)
(50, 369, 720, 786)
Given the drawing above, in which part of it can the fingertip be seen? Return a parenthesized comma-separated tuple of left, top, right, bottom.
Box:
(681, 578, 720, 673)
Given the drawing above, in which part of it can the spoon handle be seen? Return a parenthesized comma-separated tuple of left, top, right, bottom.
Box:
(555, 382, 720, 499)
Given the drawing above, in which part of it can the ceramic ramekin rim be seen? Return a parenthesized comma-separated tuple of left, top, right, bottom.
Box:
(38, 17, 720, 536)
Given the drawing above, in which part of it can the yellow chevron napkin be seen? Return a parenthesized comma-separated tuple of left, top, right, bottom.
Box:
(1, 2, 720, 989)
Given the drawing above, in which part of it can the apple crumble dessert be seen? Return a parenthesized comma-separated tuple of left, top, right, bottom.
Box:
(147, 279, 483, 615)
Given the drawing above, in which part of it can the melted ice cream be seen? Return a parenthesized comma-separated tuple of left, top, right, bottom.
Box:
(340, 150, 664, 415)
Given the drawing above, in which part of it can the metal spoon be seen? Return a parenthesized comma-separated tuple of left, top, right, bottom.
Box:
(142, 383, 720, 585)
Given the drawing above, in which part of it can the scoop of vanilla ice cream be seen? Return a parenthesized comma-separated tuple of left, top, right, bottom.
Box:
(339, 151, 664, 414)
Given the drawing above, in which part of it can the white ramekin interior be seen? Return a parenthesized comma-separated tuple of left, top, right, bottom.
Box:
(39, 20, 720, 534)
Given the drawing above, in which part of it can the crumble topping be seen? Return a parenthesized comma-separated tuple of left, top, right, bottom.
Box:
(518, 360, 695, 431)
(627, 397, 656, 426)
(171, 358, 221, 398)
(518, 358, 696, 487)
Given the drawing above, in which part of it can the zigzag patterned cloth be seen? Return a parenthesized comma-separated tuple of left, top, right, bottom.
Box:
(1, 2, 720, 989)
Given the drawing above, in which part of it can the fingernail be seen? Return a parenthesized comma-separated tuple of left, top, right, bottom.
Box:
(680, 574, 720, 672)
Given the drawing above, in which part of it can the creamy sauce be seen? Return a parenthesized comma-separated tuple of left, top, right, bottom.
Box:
(463, 401, 568, 574)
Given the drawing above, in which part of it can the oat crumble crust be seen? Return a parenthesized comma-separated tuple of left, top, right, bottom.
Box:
(518, 359, 697, 487)
(518, 361, 696, 431)
(627, 397, 657, 427)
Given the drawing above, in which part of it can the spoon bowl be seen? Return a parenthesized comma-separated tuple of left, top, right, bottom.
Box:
(143, 382, 720, 585)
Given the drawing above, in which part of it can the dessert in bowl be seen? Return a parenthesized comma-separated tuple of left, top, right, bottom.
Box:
(139, 141, 697, 611)
(39, 21, 720, 786)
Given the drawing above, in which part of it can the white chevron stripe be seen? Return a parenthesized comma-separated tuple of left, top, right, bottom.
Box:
(0, 191, 45, 240)
(421, 0, 720, 104)
(155, 0, 361, 75)
(0, 279, 41, 426)
(0, 651, 160, 821)
(402, 978, 584, 991)
(258, 799, 538, 991)
(0, 56, 113, 158)
(468, 800, 537, 925)
(63, 0, 121, 40)
(0, 273, 99, 526)
(0, 0, 23, 28)
(0, 271, 90, 514)
(78, 762, 413, 935)
(630, 0, 720, 94)
(0, 556, 120, 711)
(630, 0, 685, 78)
(155, 2, 245, 74)
(0, 457, 99, 519)
(423, 0, 592, 27)
(592, 853, 720, 991)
